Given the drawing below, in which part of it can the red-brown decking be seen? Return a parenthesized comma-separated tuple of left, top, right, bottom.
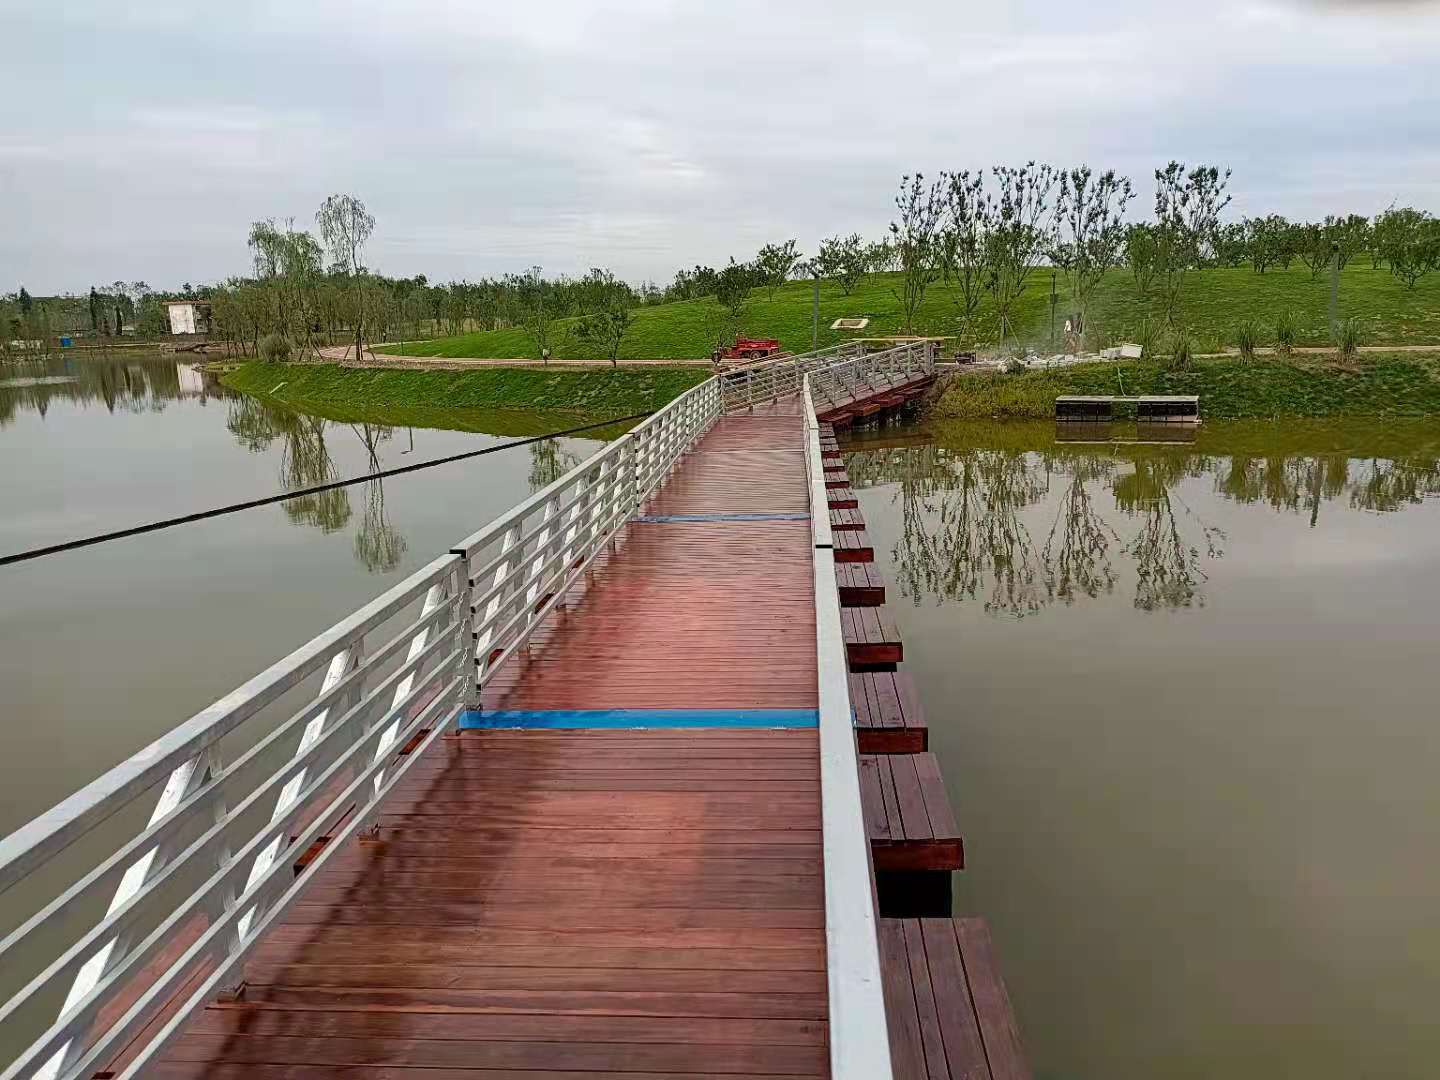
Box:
(157, 406, 828, 1079)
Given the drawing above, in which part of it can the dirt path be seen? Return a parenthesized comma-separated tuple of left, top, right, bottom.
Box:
(315, 345, 713, 370)
(1195, 344, 1440, 359)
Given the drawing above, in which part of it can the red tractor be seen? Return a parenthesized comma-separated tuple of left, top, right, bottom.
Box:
(717, 337, 782, 362)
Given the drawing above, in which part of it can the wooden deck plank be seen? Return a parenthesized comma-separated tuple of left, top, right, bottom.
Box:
(160, 408, 830, 1079)
(852, 671, 927, 753)
(835, 562, 885, 608)
(953, 919, 1031, 1080)
(842, 605, 901, 667)
(862, 754, 963, 873)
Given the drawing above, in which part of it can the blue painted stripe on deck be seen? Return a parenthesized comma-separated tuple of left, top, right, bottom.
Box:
(460, 708, 819, 730)
(632, 512, 812, 524)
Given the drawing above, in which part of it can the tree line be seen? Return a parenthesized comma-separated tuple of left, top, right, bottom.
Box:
(871, 162, 1440, 356)
(7, 174, 1439, 364)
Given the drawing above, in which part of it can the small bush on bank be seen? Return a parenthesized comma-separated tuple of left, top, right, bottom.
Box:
(1167, 333, 1193, 372)
(1335, 317, 1362, 359)
(1236, 320, 1259, 360)
(259, 334, 293, 362)
(1275, 311, 1297, 357)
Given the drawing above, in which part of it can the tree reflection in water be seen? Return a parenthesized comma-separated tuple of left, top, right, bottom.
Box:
(851, 427, 1440, 616)
(352, 423, 407, 573)
(225, 396, 410, 572)
(528, 438, 582, 492)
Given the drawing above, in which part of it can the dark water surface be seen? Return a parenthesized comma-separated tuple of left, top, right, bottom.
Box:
(846, 418, 1440, 1079)
(0, 354, 616, 836)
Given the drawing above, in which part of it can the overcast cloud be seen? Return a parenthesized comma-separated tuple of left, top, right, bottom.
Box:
(3, 0, 1439, 293)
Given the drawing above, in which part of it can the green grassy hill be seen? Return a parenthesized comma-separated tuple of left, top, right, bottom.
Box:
(389, 266, 1440, 362)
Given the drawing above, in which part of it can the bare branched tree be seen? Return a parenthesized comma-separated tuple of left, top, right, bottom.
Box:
(1053, 166, 1134, 335)
(982, 162, 1059, 346)
(889, 174, 946, 334)
(938, 170, 989, 344)
(815, 233, 869, 296)
(1152, 162, 1231, 325)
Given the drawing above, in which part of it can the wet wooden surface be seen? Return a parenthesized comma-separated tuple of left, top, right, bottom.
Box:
(860, 752, 961, 872)
(159, 406, 829, 1078)
(879, 917, 1031, 1080)
(851, 671, 927, 754)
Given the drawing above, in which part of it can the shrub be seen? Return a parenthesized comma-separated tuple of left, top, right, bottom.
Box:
(1335, 316, 1361, 360)
(1003, 357, 1027, 375)
(259, 333, 292, 362)
(1167, 333, 1193, 373)
(1274, 311, 1297, 357)
(1236, 320, 1259, 360)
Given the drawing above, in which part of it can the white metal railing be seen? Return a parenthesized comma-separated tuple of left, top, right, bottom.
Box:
(719, 341, 861, 411)
(721, 340, 935, 414)
(804, 341, 935, 414)
(801, 375, 894, 1080)
(0, 347, 920, 1080)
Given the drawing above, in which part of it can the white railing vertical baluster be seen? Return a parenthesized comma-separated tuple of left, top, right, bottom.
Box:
(371, 583, 447, 791)
(525, 496, 561, 611)
(232, 638, 362, 943)
(474, 525, 520, 685)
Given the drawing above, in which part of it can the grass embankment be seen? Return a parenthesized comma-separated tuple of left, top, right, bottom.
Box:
(931, 354, 1440, 420)
(390, 266, 1440, 361)
(221, 362, 709, 416)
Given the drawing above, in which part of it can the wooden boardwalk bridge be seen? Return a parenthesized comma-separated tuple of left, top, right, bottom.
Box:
(0, 343, 1029, 1080)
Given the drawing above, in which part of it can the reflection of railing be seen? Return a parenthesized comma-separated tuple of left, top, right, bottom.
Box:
(0, 354, 901, 1080)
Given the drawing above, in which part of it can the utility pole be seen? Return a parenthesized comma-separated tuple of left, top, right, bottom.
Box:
(1049, 270, 1058, 348)
(1328, 241, 1340, 338)
(811, 272, 820, 351)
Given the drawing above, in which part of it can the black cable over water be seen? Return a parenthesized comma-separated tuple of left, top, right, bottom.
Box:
(0, 410, 655, 569)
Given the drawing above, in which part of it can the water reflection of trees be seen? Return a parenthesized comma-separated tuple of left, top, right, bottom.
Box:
(1, 354, 210, 427)
(352, 423, 406, 573)
(528, 438, 582, 492)
(224, 396, 409, 573)
(852, 437, 1440, 616)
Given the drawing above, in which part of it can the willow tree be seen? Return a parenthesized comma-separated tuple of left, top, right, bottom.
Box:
(316, 194, 376, 361)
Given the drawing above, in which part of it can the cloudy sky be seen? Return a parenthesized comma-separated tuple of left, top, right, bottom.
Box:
(3, 0, 1438, 294)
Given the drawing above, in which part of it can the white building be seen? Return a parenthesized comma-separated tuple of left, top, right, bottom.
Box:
(165, 301, 211, 335)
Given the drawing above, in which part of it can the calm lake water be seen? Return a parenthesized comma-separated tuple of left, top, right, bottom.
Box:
(846, 418, 1440, 1080)
(0, 354, 617, 838)
(4, 356, 1439, 1076)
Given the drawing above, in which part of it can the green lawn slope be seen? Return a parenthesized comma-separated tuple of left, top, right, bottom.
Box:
(222, 362, 708, 416)
(389, 266, 1440, 361)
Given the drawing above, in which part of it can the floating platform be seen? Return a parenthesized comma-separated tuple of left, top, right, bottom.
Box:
(1055, 394, 1200, 422)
